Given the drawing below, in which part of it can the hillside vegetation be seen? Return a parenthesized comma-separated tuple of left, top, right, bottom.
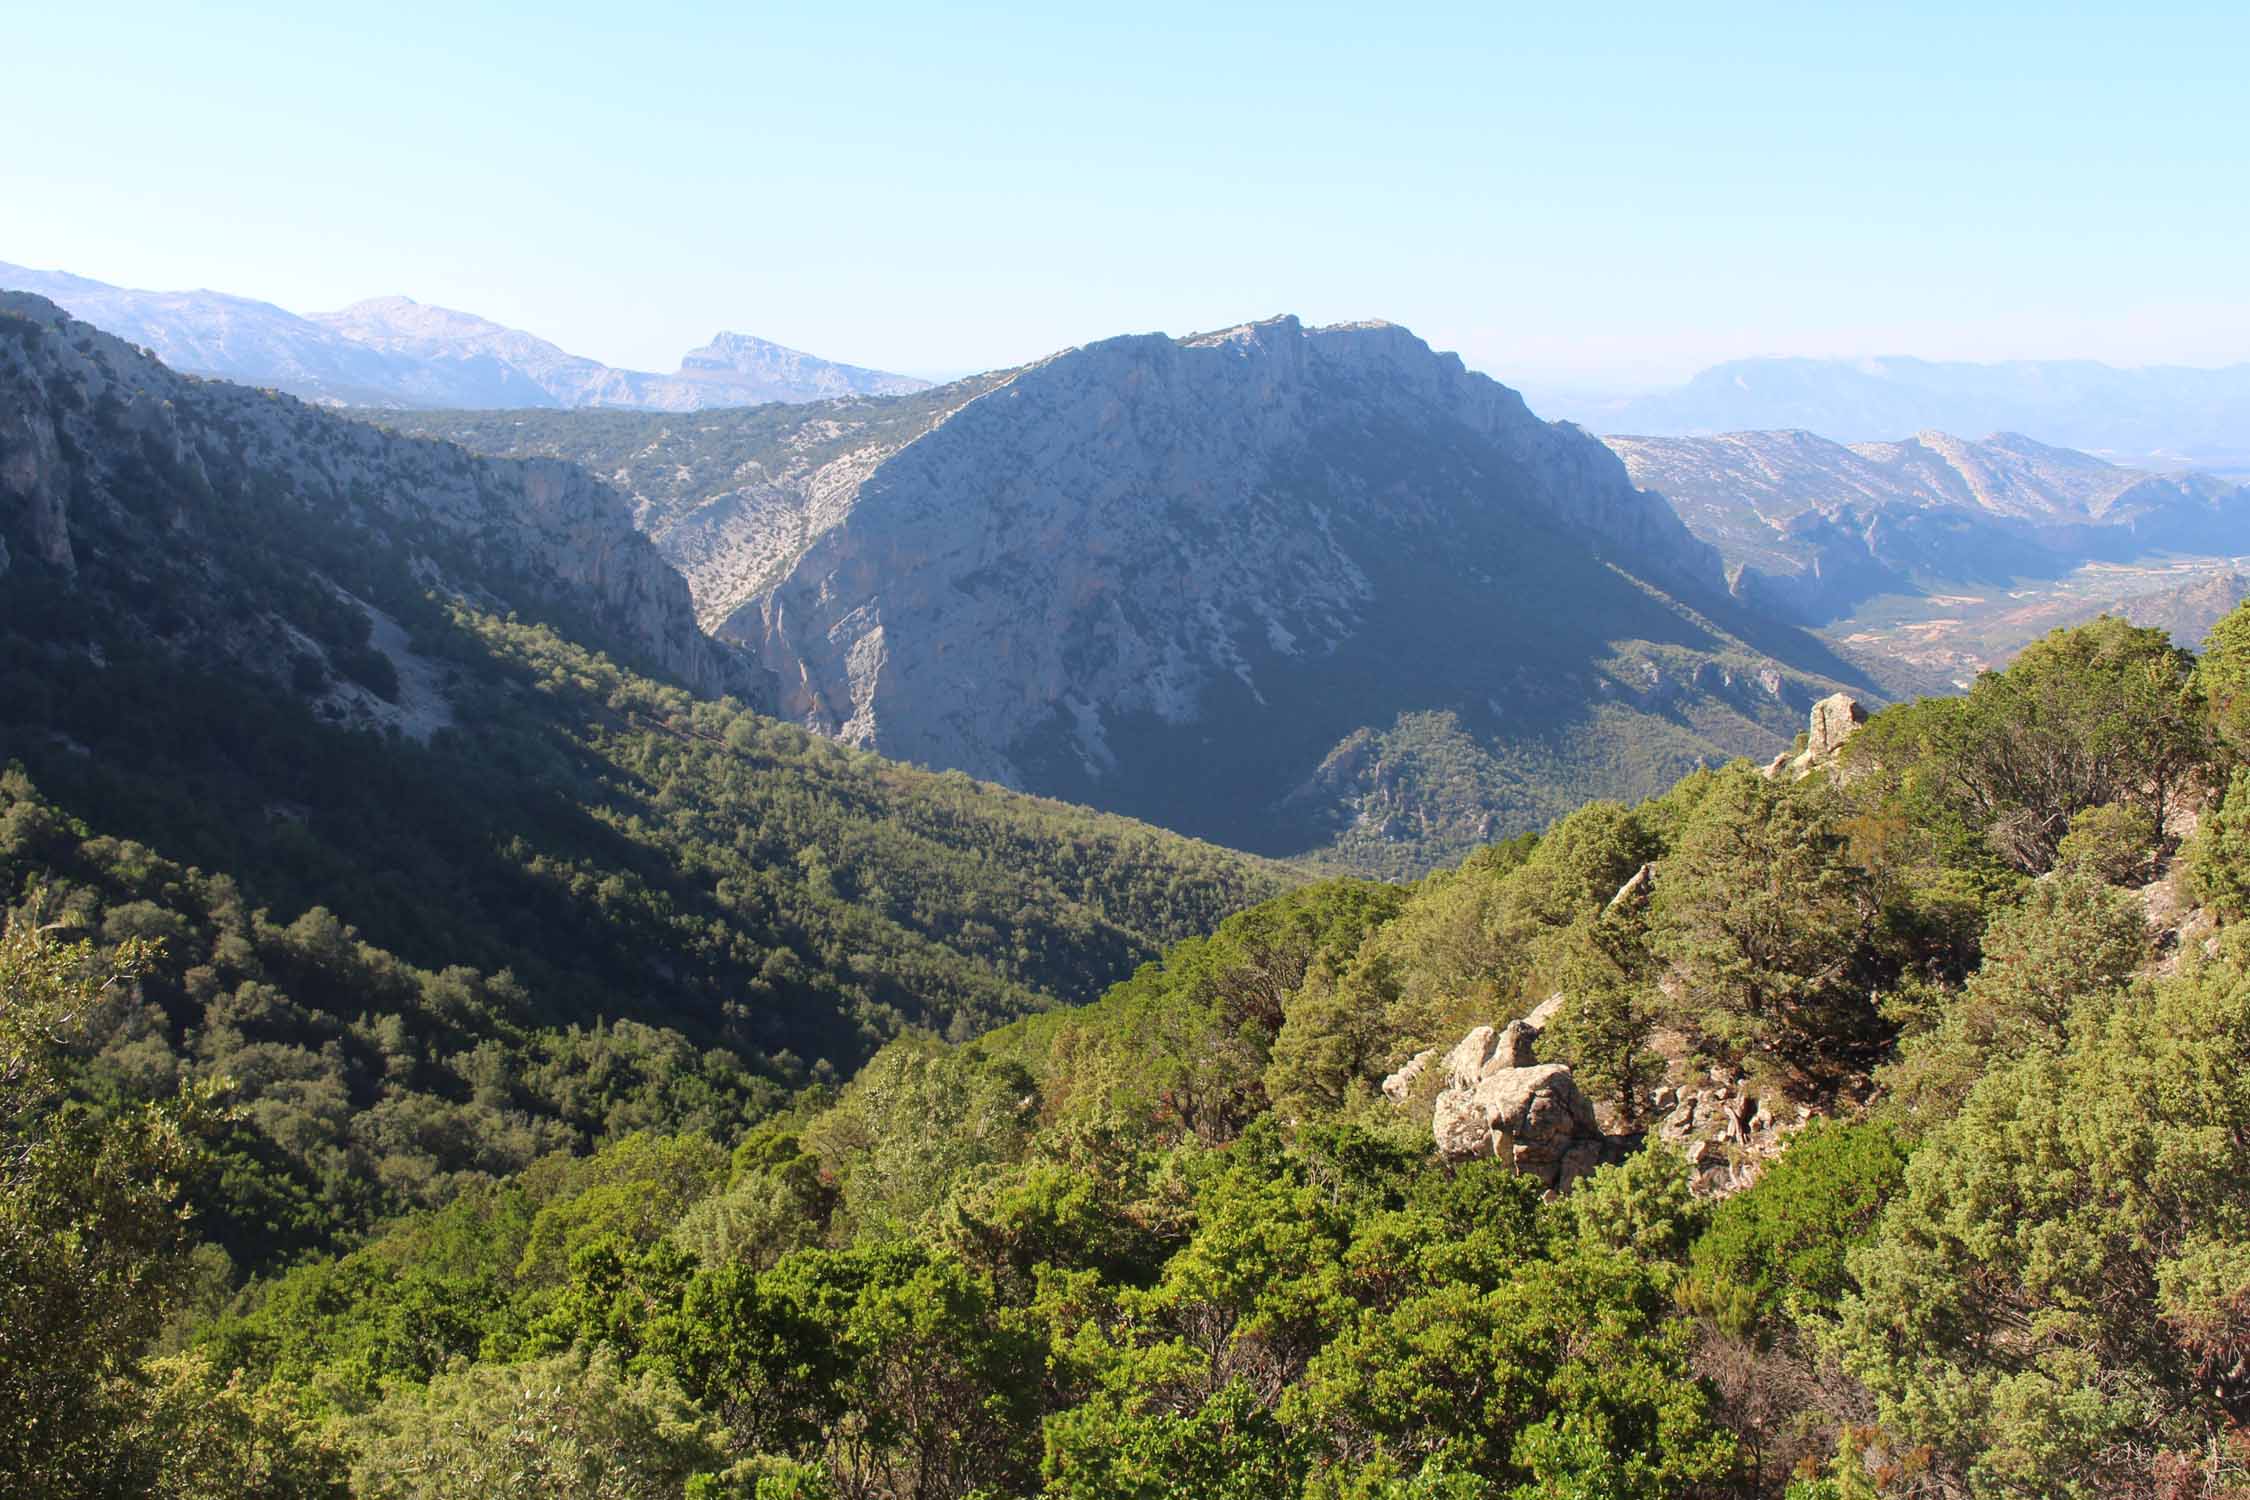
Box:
(0, 295, 1292, 1286)
(17, 607, 2250, 1498)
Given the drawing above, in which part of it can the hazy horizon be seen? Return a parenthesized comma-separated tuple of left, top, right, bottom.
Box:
(12, 255, 2250, 404)
(11, 1, 2249, 390)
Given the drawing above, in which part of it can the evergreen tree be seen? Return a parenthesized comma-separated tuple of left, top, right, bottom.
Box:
(1651, 768, 1880, 1065)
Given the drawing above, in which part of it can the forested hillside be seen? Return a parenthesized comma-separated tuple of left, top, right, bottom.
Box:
(12, 273, 2250, 1500)
(0, 296, 1289, 1283)
(17, 602, 2250, 1497)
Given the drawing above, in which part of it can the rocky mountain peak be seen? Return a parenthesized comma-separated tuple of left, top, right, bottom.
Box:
(733, 314, 1738, 784)
(315, 295, 543, 350)
(675, 331, 930, 399)
(1, 261, 932, 411)
(682, 330, 790, 368)
(384, 315, 1870, 868)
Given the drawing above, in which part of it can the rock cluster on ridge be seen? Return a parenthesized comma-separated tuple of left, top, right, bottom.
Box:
(1420, 993, 1614, 1190)
(1652, 1070, 1813, 1198)
(1764, 691, 1868, 778)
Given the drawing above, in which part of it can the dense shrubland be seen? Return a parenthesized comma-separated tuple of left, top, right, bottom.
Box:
(14, 611, 2250, 1496)
(0, 604, 1287, 1272)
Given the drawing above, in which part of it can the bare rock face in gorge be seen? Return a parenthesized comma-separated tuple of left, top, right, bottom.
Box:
(386, 317, 1877, 872)
(0, 293, 746, 715)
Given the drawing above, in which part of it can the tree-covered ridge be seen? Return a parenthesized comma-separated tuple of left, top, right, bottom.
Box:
(0, 605, 1287, 1243)
(18, 607, 2250, 1496)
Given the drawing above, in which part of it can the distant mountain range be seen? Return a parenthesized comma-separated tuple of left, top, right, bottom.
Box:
(0, 261, 928, 410)
(1605, 427, 2250, 625)
(1567, 356, 2250, 472)
(384, 316, 1876, 875)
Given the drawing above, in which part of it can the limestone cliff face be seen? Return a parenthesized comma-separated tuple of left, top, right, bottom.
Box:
(384, 317, 1871, 869)
(729, 316, 1727, 786)
(0, 397, 74, 574)
(0, 293, 744, 701)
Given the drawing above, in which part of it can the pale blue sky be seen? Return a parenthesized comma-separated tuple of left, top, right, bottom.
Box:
(7, 1, 2247, 387)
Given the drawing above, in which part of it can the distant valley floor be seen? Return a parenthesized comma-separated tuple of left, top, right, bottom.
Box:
(1819, 555, 2250, 687)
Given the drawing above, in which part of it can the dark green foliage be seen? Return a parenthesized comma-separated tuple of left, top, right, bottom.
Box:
(2187, 768, 2250, 922)
(1878, 872, 2147, 1129)
(55, 591, 2250, 1500)
(1539, 913, 1664, 1124)
(1684, 1121, 1908, 1336)
(1844, 616, 2203, 874)
(1835, 961, 2250, 1495)
(19, 325, 2250, 1500)
(2054, 800, 2160, 885)
(3, 604, 1287, 1074)
(1651, 767, 1885, 1066)
(1, 922, 345, 1496)
(343, 1348, 725, 1499)
(0, 768, 785, 1271)
(0, 608, 1286, 1266)
(2197, 599, 2250, 767)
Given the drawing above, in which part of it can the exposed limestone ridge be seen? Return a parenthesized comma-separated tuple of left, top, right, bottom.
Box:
(0, 260, 931, 411)
(728, 313, 1726, 786)
(675, 330, 933, 401)
(0, 292, 749, 702)
(1609, 425, 2250, 630)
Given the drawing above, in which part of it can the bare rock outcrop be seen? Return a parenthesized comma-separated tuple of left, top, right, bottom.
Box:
(1434, 1062, 1607, 1187)
(1808, 692, 1869, 755)
(1426, 993, 1613, 1190)
(1380, 1047, 1438, 1103)
(1606, 862, 1655, 912)
(0, 402, 74, 574)
(1653, 1069, 1813, 1197)
(1765, 691, 1868, 779)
